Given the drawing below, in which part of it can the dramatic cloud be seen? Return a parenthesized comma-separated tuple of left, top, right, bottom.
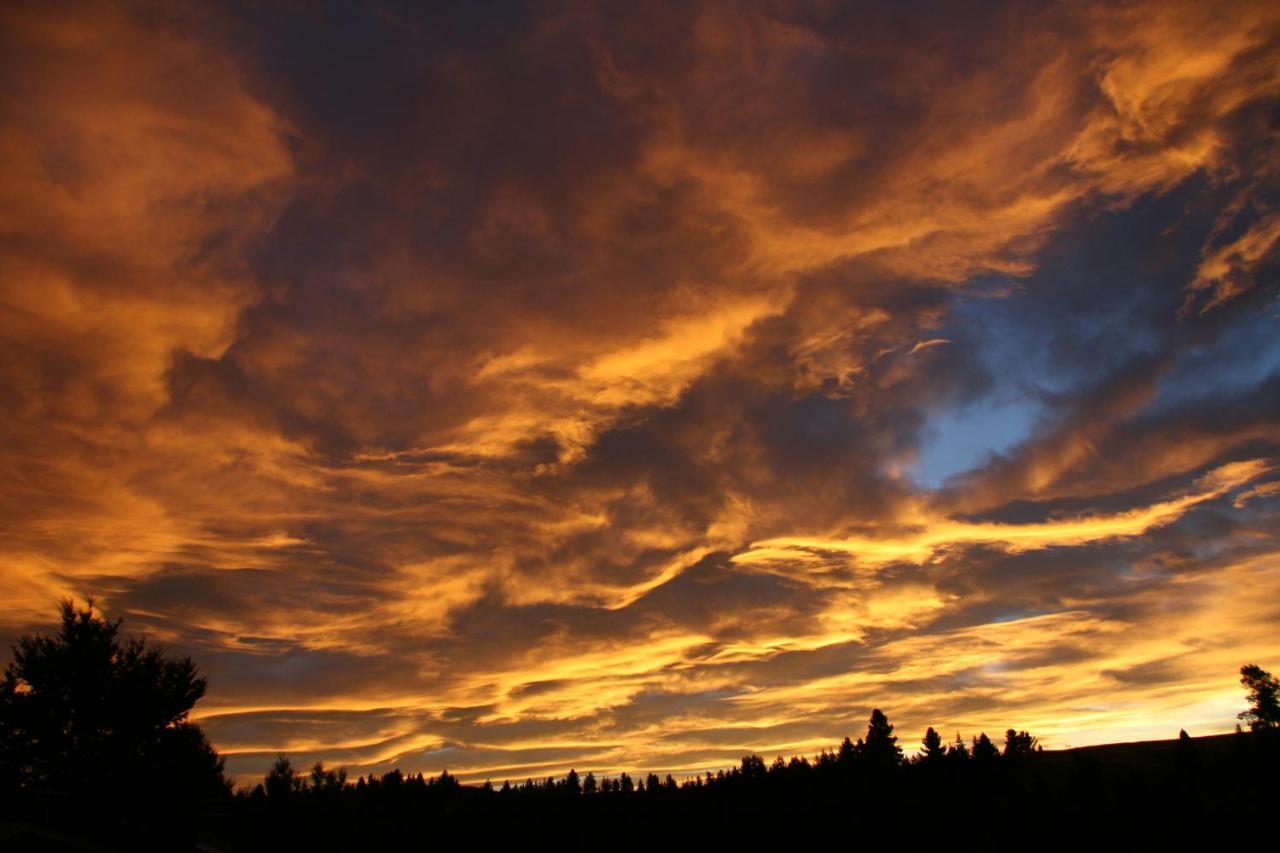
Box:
(2, 0, 1278, 784)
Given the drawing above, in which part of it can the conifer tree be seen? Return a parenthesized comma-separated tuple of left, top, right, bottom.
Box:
(921, 727, 944, 763)
(863, 709, 902, 770)
(971, 733, 999, 763)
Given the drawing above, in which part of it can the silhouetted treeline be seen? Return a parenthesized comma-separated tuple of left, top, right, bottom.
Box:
(2, 602, 1278, 851)
(210, 712, 1278, 852)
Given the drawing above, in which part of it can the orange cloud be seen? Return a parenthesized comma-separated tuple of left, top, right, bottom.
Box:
(738, 460, 1271, 571)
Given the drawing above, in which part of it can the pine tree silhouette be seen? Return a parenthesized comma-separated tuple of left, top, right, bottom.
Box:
(921, 726, 945, 763)
(863, 709, 902, 770)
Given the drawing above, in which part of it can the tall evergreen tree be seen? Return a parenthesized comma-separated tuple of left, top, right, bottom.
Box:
(971, 733, 999, 764)
(921, 727, 945, 763)
(863, 709, 902, 770)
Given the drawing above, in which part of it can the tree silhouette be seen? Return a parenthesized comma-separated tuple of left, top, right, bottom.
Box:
(836, 736, 858, 766)
(311, 761, 347, 794)
(740, 754, 767, 780)
(1238, 664, 1279, 731)
(0, 598, 227, 799)
(1003, 729, 1039, 758)
(920, 726, 944, 763)
(946, 731, 969, 764)
(1174, 728, 1200, 783)
(971, 732, 999, 764)
(862, 708, 902, 770)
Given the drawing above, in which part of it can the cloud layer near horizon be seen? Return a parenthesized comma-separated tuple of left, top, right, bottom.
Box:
(2, 0, 1279, 784)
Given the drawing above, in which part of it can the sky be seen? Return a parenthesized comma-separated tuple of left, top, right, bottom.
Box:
(1, 0, 1279, 785)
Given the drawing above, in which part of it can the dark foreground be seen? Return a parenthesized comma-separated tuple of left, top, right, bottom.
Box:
(2, 730, 1277, 852)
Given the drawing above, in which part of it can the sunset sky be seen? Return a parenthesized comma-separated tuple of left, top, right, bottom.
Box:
(2, 1, 1279, 785)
